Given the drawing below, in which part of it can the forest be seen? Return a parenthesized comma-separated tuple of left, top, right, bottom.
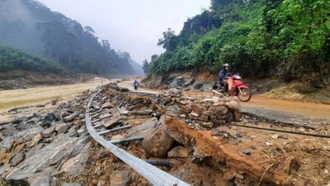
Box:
(0, 43, 62, 73)
(0, 0, 141, 75)
(144, 0, 330, 83)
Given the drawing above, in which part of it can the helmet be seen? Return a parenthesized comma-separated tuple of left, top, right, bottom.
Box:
(222, 63, 229, 69)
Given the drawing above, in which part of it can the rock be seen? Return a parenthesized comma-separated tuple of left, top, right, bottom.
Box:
(6, 136, 90, 180)
(191, 105, 202, 115)
(192, 148, 209, 164)
(30, 133, 43, 147)
(200, 122, 213, 128)
(190, 111, 199, 117)
(0, 121, 10, 126)
(250, 145, 256, 149)
(79, 114, 85, 119)
(0, 164, 10, 177)
(167, 146, 188, 158)
(110, 170, 132, 186)
(102, 102, 114, 109)
(55, 123, 70, 134)
(30, 175, 52, 186)
(142, 127, 174, 158)
(67, 126, 77, 137)
(10, 152, 25, 167)
(63, 111, 80, 122)
(166, 88, 181, 95)
(241, 149, 251, 156)
(42, 126, 55, 138)
(103, 116, 122, 128)
(94, 149, 107, 159)
(266, 142, 273, 146)
(129, 110, 153, 115)
(41, 113, 57, 127)
(12, 117, 28, 124)
(111, 135, 125, 141)
(234, 173, 244, 179)
(62, 183, 81, 186)
(77, 127, 86, 135)
(271, 134, 278, 139)
(225, 100, 241, 121)
(118, 107, 129, 115)
(126, 117, 160, 138)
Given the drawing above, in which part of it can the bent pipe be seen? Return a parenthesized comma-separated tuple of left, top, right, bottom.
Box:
(85, 89, 190, 186)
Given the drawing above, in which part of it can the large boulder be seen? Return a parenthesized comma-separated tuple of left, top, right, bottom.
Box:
(142, 126, 174, 158)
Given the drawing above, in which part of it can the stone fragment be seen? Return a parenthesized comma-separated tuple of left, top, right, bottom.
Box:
(110, 170, 132, 186)
(10, 152, 25, 167)
(41, 113, 57, 126)
(55, 123, 70, 134)
(167, 146, 189, 158)
(30, 133, 43, 147)
(102, 102, 114, 109)
(200, 122, 213, 128)
(63, 111, 80, 122)
(41, 126, 55, 138)
(126, 117, 160, 138)
(241, 149, 251, 156)
(11, 117, 28, 124)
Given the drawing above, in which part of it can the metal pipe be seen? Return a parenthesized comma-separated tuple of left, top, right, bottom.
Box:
(91, 113, 101, 119)
(85, 89, 190, 186)
(98, 125, 131, 135)
(93, 123, 104, 129)
(143, 159, 171, 167)
(92, 114, 112, 123)
(109, 137, 144, 144)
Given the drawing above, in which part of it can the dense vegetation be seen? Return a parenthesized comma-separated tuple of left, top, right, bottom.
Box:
(0, 0, 140, 75)
(0, 43, 62, 73)
(145, 0, 330, 83)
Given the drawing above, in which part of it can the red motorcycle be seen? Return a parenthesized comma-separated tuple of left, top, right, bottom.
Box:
(212, 74, 252, 102)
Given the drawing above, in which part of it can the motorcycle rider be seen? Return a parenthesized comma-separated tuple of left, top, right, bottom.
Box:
(133, 80, 139, 89)
(219, 63, 234, 97)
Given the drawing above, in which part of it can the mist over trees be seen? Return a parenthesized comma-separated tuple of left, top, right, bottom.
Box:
(0, 0, 142, 75)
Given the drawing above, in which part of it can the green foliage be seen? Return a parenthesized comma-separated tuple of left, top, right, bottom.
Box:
(0, 43, 62, 73)
(151, 0, 330, 82)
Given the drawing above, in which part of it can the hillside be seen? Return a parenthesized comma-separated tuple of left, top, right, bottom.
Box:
(0, 0, 141, 75)
(0, 43, 61, 73)
(145, 0, 330, 85)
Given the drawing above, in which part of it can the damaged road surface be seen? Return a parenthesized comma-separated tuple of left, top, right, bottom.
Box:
(1, 82, 330, 186)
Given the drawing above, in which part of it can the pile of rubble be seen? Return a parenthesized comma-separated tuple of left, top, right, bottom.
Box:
(0, 90, 95, 186)
(160, 88, 241, 123)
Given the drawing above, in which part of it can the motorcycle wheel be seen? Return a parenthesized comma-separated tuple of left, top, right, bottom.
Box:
(237, 88, 252, 102)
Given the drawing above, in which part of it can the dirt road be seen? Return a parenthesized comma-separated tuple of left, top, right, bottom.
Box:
(0, 78, 112, 113)
(119, 79, 330, 126)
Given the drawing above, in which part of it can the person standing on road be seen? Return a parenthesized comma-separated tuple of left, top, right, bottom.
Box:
(133, 80, 139, 89)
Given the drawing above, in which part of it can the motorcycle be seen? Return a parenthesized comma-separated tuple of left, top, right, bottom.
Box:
(212, 74, 252, 102)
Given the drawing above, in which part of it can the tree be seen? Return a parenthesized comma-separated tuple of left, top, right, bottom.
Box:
(102, 40, 111, 51)
(142, 59, 150, 74)
(84, 26, 95, 34)
(157, 28, 178, 50)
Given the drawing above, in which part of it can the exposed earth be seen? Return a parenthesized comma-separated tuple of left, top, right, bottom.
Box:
(0, 77, 330, 186)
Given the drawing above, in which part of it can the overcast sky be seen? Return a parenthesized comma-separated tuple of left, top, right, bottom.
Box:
(37, 0, 210, 64)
